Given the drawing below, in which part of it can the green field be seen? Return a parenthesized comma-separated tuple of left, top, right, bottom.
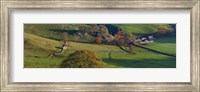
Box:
(117, 24, 159, 34)
(141, 37, 176, 56)
(24, 24, 176, 68)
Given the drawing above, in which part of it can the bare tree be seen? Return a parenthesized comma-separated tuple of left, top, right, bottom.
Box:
(49, 32, 69, 57)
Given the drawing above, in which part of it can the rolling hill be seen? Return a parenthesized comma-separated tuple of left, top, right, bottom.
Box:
(24, 33, 176, 68)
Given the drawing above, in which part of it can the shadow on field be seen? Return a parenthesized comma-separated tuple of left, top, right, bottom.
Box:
(102, 58, 176, 68)
(49, 29, 78, 35)
(155, 37, 176, 44)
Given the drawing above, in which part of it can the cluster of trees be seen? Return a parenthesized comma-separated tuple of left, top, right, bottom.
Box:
(74, 25, 135, 53)
(73, 24, 111, 40)
(95, 34, 115, 44)
(113, 31, 134, 53)
(60, 50, 104, 68)
(155, 25, 176, 37)
(85, 24, 109, 35)
(73, 25, 108, 36)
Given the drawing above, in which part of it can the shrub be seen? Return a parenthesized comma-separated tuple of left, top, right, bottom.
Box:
(60, 50, 104, 68)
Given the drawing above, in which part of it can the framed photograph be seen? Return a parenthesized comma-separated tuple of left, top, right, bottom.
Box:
(1, 0, 199, 91)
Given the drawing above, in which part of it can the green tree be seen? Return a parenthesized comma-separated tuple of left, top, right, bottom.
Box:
(60, 50, 104, 68)
(99, 25, 109, 34)
(114, 31, 134, 53)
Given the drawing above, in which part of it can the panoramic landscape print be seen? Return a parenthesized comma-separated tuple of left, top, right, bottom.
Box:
(24, 24, 176, 68)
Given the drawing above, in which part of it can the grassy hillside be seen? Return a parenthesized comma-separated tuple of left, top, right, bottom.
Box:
(116, 24, 175, 36)
(24, 33, 61, 51)
(24, 33, 176, 68)
(24, 24, 95, 42)
(116, 24, 159, 34)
